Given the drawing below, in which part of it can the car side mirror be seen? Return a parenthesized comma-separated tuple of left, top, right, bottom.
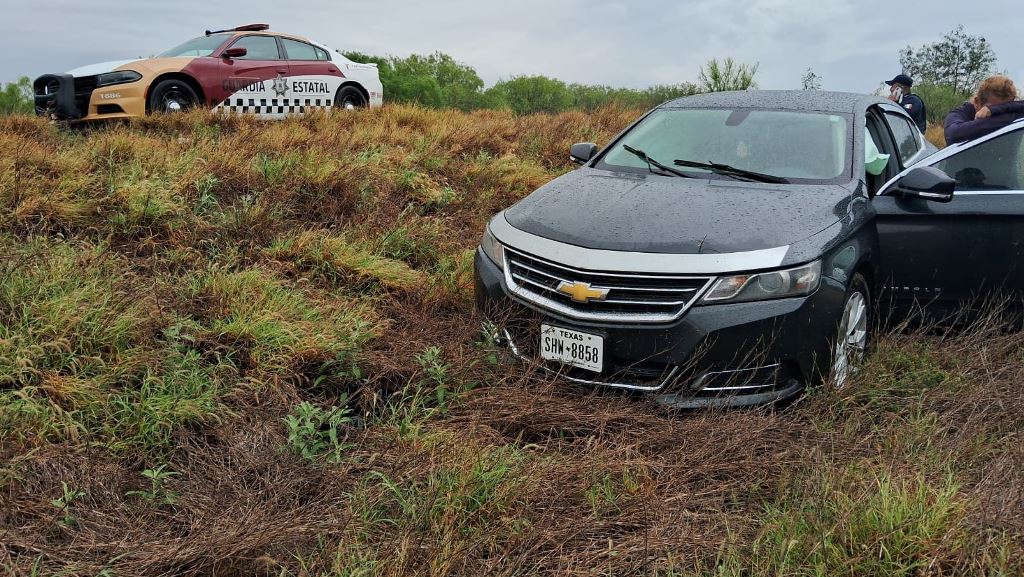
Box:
(222, 47, 248, 59)
(891, 166, 955, 203)
(570, 142, 598, 165)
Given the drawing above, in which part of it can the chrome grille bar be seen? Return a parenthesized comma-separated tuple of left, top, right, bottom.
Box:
(503, 247, 715, 324)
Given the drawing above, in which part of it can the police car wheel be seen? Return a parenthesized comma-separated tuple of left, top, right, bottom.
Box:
(149, 80, 198, 114)
(335, 86, 366, 110)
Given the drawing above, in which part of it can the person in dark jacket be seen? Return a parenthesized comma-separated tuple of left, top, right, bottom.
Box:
(944, 75, 1024, 144)
(885, 73, 927, 132)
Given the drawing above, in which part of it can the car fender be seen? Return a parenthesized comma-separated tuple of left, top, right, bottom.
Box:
(788, 186, 879, 290)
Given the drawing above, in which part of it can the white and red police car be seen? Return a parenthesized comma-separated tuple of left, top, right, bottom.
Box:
(34, 24, 383, 121)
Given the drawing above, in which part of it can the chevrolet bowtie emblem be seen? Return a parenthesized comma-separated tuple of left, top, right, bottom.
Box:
(556, 281, 610, 303)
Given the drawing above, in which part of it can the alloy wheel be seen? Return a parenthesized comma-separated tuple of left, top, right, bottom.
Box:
(831, 290, 868, 388)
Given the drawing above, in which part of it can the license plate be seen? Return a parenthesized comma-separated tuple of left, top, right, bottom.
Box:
(539, 324, 603, 373)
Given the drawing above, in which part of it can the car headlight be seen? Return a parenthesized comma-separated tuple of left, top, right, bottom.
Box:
(480, 225, 505, 268)
(96, 71, 142, 87)
(701, 260, 821, 304)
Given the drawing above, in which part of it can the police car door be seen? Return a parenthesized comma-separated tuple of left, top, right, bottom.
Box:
(280, 37, 340, 113)
(874, 117, 1024, 320)
(217, 34, 290, 118)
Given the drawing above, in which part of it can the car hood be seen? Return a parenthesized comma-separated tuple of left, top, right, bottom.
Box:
(503, 168, 853, 255)
(67, 59, 143, 77)
(67, 57, 196, 77)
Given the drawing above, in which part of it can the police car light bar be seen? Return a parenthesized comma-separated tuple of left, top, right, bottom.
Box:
(205, 24, 270, 36)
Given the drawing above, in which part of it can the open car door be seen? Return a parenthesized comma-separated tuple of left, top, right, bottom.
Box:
(873, 118, 1024, 321)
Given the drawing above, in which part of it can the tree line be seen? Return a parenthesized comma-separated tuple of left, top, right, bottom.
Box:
(339, 52, 757, 114)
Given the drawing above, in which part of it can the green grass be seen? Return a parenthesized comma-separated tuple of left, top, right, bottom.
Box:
(268, 230, 427, 292)
(186, 267, 379, 382)
(713, 464, 1019, 577)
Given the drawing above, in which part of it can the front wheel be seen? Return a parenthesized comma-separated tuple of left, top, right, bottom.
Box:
(830, 273, 870, 389)
(334, 86, 367, 110)
(148, 79, 198, 114)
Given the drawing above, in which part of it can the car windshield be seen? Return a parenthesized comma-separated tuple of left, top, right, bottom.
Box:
(158, 34, 231, 58)
(599, 108, 852, 182)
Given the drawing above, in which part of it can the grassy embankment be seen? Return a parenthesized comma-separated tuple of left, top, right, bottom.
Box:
(0, 107, 1020, 576)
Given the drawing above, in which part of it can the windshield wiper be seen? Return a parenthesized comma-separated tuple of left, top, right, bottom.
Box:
(622, 145, 693, 178)
(673, 159, 789, 184)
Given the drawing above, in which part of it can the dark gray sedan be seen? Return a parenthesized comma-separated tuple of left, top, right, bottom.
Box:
(474, 90, 1024, 408)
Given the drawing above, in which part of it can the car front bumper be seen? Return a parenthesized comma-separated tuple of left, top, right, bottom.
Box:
(474, 248, 846, 408)
(34, 73, 146, 121)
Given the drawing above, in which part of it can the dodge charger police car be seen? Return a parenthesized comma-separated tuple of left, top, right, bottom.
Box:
(33, 24, 383, 122)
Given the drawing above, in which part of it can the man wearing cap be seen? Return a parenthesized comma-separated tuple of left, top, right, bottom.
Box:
(885, 74, 927, 133)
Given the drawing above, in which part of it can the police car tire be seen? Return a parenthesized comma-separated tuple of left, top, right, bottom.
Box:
(335, 86, 367, 110)
(149, 79, 198, 114)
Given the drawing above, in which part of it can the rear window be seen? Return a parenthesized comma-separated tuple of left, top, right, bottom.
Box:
(282, 38, 324, 61)
(885, 112, 923, 165)
(598, 108, 852, 183)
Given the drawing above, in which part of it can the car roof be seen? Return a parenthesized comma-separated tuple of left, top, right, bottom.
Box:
(661, 90, 888, 114)
(220, 30, 314, 43)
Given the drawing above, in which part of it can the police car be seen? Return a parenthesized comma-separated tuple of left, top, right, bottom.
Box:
(33, 24, 383, 121)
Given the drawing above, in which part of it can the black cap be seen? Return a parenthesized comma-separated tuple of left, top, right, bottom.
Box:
(885, 73, 914, 87)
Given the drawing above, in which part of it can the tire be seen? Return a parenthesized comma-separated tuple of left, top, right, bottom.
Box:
(830, 273, 871, 389)
(148, 79, 199, 114)
(334, 85, 367, 110)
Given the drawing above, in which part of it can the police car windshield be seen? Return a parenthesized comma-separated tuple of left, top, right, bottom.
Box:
(158, 34, 231, 58)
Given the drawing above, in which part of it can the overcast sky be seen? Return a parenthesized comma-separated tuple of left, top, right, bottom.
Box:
(3, 0, 1022, 95)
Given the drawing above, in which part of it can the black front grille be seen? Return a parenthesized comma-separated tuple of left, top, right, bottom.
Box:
(504, 247, 714, 323)
(73, 76, 99, 94)
(97, 104, 124, 115)
(73, 75, 99, 116)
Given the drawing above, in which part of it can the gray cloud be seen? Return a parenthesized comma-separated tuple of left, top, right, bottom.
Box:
(4, 0, 1021, 95)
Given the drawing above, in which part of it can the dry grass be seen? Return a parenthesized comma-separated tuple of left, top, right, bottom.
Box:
(925, 124, 946, 148)
(0, 107, 1021, 576)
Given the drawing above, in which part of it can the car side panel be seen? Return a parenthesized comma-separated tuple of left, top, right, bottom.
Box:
(79, 58, 196, 120)
(287, 59, 346, 106)
(209, 58, 292, 118)
(335, 61, 383, 107)
(874, 194, 1022, 311)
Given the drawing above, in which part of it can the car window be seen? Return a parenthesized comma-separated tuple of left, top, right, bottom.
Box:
(885, 113, 922, 166)
(229, 35, 281, 60)
(598, 108, 851, 183)
(281, 38, 319, 61)
(932, 129, 1024, 191)
(315, 47, 330, 61)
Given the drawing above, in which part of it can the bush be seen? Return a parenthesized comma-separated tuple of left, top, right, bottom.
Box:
(914, 82, 970, 125)
(487, 75, 574, 115)
(0, 77, 31, 115)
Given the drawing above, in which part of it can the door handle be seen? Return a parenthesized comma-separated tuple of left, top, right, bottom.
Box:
(276, 69, 287, 74)
(328, 67, 338, 73)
